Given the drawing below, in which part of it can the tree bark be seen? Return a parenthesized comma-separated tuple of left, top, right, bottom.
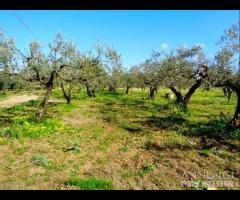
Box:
(234, 93, 240, 127)
(36, 71, 56, 118)
(149, 85, 157, 100)
(125, 86, 130, 94)
(86, 83, 95, 97)
(227, 89, 233, 102)
(169, 86, 183, 104)
(108, 83, 116, 93)
(61, 83, 71, 104)
(223, 87, 227, 96)
(223, 87, 233, 102)
(215, 81, 240, 127)
(168, 80, 202, 108)
(182, 80, 202, 106)
(37, 85, 53, 118)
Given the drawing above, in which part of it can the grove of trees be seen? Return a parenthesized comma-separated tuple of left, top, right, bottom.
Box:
(0, 21, 239, 127)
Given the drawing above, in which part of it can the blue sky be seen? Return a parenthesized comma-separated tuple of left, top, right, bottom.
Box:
(0, 10, 239, 68)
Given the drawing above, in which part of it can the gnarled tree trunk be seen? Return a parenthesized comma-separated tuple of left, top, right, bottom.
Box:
(169, 80, 202, 108)
(36, 71, 56, 118)
(86, 83, 95, 97)
(125, 86, 130, 94)
(61, 83, 71, 104)
(108, 83, 116, 93)
(169, 86, 183, 104)
(182, 80, 202, 107)
(223, 87, 233, 102)
(216, 81, 240, 127)
(234, 93, 240, 127)
(149, 85, 157, 100)
(37, 84, 53, 118)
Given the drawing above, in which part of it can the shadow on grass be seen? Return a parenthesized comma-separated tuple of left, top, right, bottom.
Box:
(141, 113, 239, 151)
(120, 125, 143, 133)
(145, 141, 193, 151)
(99, 94, 171, 114)
(0, 115, 14, 125)
(98, 96, 173, 134)
(184, 117, 238, 139)
(0, 100, 39, 125)
(183, 119, 240, 151)
(141, 115, 187, 130)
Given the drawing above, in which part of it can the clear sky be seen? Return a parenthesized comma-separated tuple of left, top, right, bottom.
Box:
(0, 10, 239, 68)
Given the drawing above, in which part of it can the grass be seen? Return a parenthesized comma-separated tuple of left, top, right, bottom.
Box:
(0, 117, 67, 139)
(0, 98, 78, 139)
(0, 92, 8, 100)
(32, 154, 51, 167)
(199, 149, 211, 157)
(65, 177, 114, 190)
(63, 139, 81, 153)
(138, 161, 156, 177)
(0, 88, 239, 190)
(50, 100, 79, 113)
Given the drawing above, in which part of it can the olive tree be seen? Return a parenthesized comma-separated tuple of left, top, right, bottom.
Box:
(161, 45, 209, 107)
(58, 45, 107, 99)
(55, 40, 81, 104)
(77, 50, 107, 97)
(95, 44, 123, 93)
(133, 65, 146, 91)
(0, 31, 18, 92)
(140, 51, 165, 100)
(122, 66, 141, 94)
(210, 21, 240, 127)
(14, 33, 77, 117)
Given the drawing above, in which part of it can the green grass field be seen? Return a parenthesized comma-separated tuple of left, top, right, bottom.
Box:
(0, 88, 239, 190)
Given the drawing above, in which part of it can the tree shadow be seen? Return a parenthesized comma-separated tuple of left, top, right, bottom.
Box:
(145, 141, 193, 151)
(0, 100, 39, 128)
(141, 114, 187, 130)
(141, 112, 239, 152)
(121, 125, 142, 133)
(0, 115, 14, 125)
(183, 118, 240, 151)
(184, 118, 238, 140)
(97, 93, 239, 152)
(154, 104, 171, 111)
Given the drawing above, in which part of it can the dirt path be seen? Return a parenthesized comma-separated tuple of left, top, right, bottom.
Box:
(0, 94, 39, 108)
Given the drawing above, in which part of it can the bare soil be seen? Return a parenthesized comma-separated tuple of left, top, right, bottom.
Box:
(0, 95, 39, 108)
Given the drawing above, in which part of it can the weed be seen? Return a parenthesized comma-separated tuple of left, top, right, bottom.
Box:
(13, 146, 28, 155)
(199, 149, 211, 157)
(65, 177, 114, 190)
(0, 117, 66, 138)
(138, 162, 156, 177)
(0, 137, 8, 145)
(63, 139, 81, 153)
(32, 154, 51, 167)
